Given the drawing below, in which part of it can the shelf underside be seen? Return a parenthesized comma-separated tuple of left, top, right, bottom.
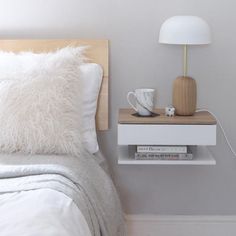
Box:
(118, 146, 216, 165)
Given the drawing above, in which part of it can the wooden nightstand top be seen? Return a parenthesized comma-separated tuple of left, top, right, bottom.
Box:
(118, 108, 217, 125)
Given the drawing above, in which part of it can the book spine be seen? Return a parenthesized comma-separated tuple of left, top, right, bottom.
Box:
(135, 152, 193, 160)
(136, 145, 187, 153)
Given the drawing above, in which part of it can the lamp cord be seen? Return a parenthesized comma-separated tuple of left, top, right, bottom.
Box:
(196, 109, 236, 158)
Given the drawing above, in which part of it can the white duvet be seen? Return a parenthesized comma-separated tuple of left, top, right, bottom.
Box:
(0, 153, 125, 236)
(0, 188, 92, 236)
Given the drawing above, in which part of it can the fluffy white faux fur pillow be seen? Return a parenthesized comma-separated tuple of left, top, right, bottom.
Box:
(0, 47, 85, 157)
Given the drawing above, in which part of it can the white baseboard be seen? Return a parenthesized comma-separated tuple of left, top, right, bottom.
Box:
(126, 215, 236, 236)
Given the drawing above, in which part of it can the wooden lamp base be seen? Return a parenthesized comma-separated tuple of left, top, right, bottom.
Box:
(172, 76, 197, 116)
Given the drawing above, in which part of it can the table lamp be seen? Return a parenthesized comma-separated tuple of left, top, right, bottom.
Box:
(159, 16, 211, 115)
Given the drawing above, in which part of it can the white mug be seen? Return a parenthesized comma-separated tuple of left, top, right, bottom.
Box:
(127, 88, 155, 116)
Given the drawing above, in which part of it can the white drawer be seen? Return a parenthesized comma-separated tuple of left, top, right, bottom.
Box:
(118, 124, 217, 145)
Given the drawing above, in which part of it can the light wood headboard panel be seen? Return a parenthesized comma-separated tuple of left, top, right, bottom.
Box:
(0, 40, 109, 130)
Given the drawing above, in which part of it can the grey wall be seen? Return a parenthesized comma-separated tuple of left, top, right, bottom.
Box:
(1, 0, 236, 215)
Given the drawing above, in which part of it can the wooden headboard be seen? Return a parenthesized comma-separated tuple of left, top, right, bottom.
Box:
(0, 39, 109, 131)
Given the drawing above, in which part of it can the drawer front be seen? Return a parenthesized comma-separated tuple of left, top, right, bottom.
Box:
(118, 124, 217, 145)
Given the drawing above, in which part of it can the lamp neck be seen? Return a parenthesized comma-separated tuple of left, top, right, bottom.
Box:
(183, 45, 188, 77)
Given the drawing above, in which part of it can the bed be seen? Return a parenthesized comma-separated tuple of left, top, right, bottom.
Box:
(0, 40, 125, 236)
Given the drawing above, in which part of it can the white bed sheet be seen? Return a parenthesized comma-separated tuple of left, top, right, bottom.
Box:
(0, 188, 92, 236)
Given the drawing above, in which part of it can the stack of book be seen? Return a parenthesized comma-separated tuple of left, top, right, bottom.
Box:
(134, 145, 193, 160)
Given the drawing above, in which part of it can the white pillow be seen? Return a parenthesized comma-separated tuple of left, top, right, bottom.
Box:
(0, 47, 85, 156)
(80, 63, 103, 154)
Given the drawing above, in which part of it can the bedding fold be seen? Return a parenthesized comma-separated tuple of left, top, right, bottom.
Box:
(0, 152, 125, 236)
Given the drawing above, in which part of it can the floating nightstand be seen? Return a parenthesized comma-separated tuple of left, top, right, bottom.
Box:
(117, 108, 217, 165)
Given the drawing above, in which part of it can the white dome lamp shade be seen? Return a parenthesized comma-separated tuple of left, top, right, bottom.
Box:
(159, 16, 211, 116)
(159, 16, 211, 45)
